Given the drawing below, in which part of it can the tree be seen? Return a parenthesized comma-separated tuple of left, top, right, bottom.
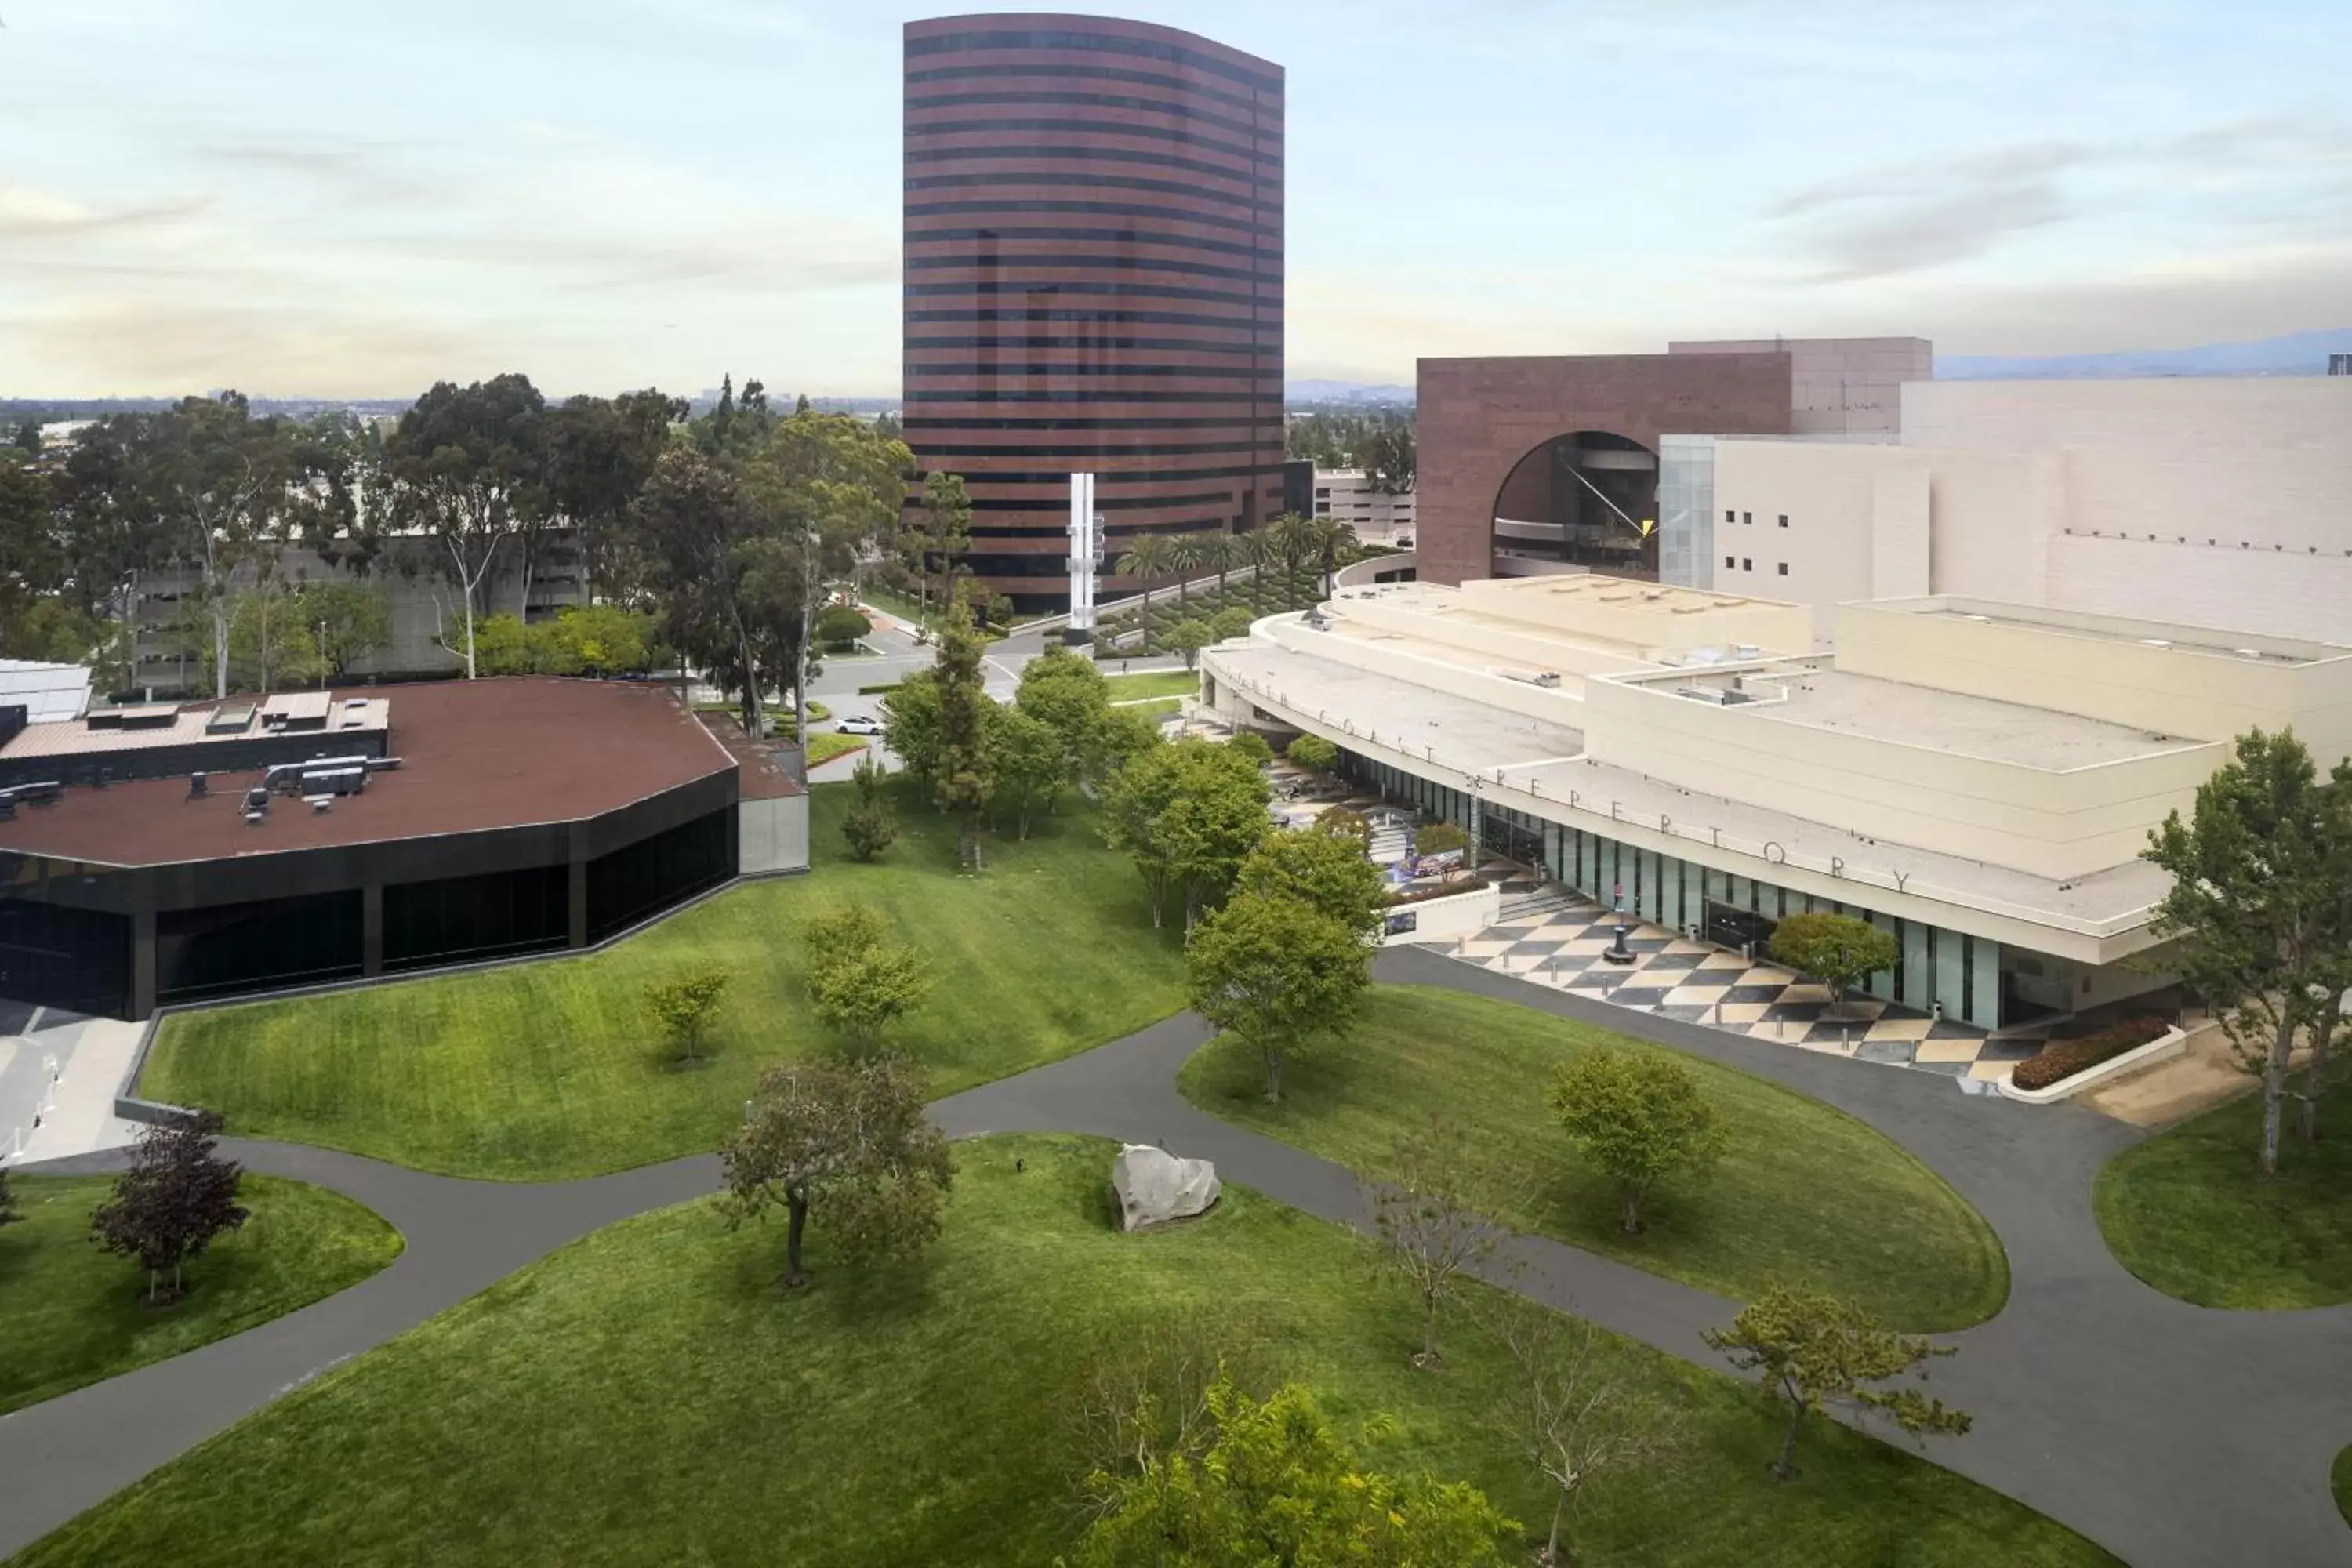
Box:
(1166, 618, 1212, 670)
(1414, 821, 1469, 858)
(1313, 805, 1374, 853)
(8, 419, 38, 456)
(1271, 512, 1321, 597)
(1306, 516, 1358, 595)
(802, 902, 930, 1047)
(1066, 1374, 1515, 1568)
(720, 1054, 953, 1289)
(381, 375, 550, 680)
(1362, 422, 1417, 495)
(1232, 527, 1273, 612)
(1196, 530, 1236, 597)
(1209, 605, 1254, 642)
(1163, 531, 1206, 611)
(1112, 534, 1173, 653)
(1017, 645, 1111, 793)
(0, 1163, 16, 1227)
(1102, 736, 1264, 928)
(907, 470, 973, 624)
(302, 580, 393, 680)
(1479, 1299, 1678, 1567)
(1701, 1284, 1971, 1481)
(841, 755, 898, 862)
(1372, 1116, 1510, 1367)
(1548, 1047, 1725, 1235)
(644, 969, 730, 1064)
(1229, 730, 1273, 768)
(1287, 732, 1338, 775)
(989, 702, 1064, 840)
(816, 603, 871, 650)
(880, 669, 946, 788)
(633, 448, 779, 737)
(931, 584, 996, 869)
(1188, 891, 1371, 1101)
(543, 603, 655, 676)
(1238, 826, 1387, 946)
(543, 388, 684, 604)
(1766, 913, 1899, 1018)
(2144, 731, 2352, 1171)
(1084, 705, 1163, 790)
(89, 1111, 250, 1305)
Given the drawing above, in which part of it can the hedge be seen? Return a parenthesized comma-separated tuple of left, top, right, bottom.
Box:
(857, 681, 902, 695)
(2010, 1016, 2172, 1092)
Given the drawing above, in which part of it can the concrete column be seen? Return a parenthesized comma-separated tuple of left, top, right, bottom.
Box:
(361, 884, 383, 978)
(131, 908, 157, 1020)
(568, 858, 589, 949)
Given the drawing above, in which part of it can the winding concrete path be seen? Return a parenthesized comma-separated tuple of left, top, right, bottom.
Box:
(5, 948, 2347, 1566)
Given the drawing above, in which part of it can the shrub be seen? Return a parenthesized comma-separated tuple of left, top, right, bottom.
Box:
(644, 969, 731, 1063)
(816, 604, 872, 649)
(1210, 606, 1254, 641)
(2011, 1016, 2171, 1092)
(1414, 822, 1470, 858)
(1229, 731, 1274, 767)
(1286, 733, 1338, 774)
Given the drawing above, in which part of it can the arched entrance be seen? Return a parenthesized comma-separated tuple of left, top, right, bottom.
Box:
(1490, 430, 1658, 579)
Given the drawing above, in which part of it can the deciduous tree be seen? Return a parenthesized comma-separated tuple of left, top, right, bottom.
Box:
(1017, 646, 1111, 794)
(989, 702, 1064, 840)
(931, 584, 996, 869)
(801, 902, 930, 1047)
(1701, 1284, 1970, 1481)
(720, 1054, 953, 1289)
(1187, 891, 1370, 1101)
(1548, 1046, 1724, 1235)
(1286, 732, 1338, 775)
(1371, 1115, 1510, 1367)
(644, 969, 730, 1064)
(1238, 826, 1386, 946)
(1766, 913, 1899, 1018)
(1065, 1374, 1515, 1567)
(1166, 618, 1212, 670)
(2143, 730, 2352, 1172)
(880, 669, 946, 789)
(89, 1112, 250, 1305)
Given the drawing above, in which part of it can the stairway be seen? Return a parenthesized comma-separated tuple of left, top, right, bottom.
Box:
(1498, 885, 1584, 924)
(1368, 822, 1411, 864)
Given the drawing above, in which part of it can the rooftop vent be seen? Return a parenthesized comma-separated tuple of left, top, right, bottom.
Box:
(206, 703, 256, 735)
(2140, 638, 2173, 649)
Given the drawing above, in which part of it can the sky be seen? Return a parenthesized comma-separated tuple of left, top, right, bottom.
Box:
(3, 0, 2348, 398)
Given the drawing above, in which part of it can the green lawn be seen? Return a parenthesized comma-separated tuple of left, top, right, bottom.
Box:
(2093, 1077, 2352, 1308)
(1102, 669, 1199, 701)
(6, 1136, 2109, 1568)
(0, 1174, 402, 1417)
(803, 731, 866, 767)
(1179, 987, 2009, 1330)
(139, 782, 1189, 1181)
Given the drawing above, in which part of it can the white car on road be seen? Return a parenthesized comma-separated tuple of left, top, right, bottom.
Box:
(836, 714, 884, 736)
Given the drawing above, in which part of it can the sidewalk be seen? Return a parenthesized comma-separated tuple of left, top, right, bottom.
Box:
(0, 1011, 145, 1165)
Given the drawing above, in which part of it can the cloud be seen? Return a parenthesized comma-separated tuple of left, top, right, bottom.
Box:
(0, 181, 209, 240)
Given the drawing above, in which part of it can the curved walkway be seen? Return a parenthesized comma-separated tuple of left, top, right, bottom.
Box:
(4, 947, 2347, 1566)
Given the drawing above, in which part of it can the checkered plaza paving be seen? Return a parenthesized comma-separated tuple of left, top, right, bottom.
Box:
(1432, 864, 2057, 1080)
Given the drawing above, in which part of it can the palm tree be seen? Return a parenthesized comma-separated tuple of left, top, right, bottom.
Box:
(1232, 527, 1272, 611)
(1308, 517, 1357, 595)
(1196, 530, 1235, 601)
(1271, 513, 1320, 602)
(1114, 532, 1172, 654)
(1163, 531, 1207, 613)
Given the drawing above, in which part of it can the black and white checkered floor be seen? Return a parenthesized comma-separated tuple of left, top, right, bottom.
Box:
(1435, 878, 2055, 1079)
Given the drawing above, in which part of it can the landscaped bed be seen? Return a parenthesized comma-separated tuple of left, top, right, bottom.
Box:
(1180, 985, 2010, 1330)
(138, 782, 1189, 1181)
(2094, 1060, 2352, 1308)
(4, 1136, 2110, 1568)
(2010, 1017, 2172, 1094)
(0, 1174, 403, 1417)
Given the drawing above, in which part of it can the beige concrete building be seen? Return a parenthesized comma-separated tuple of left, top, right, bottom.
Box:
(1675, 376, 2352, 644)
(1202, 573, 2352, 1029)
(1311, 467, 1416, 546)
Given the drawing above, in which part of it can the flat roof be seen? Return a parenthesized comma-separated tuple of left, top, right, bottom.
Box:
(0, 678, 736, 868)
(1871, 596, 2351, 666)
(2, 699, 390, 761)
(1212, 642, 2169, 937)
(1632, 666, 2212, 770)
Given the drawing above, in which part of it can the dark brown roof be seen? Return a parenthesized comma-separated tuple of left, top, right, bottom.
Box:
(0, 677, 736, 868)
(694, 710, 809, 803)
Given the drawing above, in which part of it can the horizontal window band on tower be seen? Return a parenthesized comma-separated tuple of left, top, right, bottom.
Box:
(905, 27, 1285, 95)
(906, 226, 1281, 259)
(961, 492, 1236, 512)
(904, 62, 1275, 116)
(905, 336, 1264, 354)
(908, 143, 1279, 187)
(906, 90, 1274, 140)
(906, 199, 1278, 237)
(907, 390, 1277, 405)
(902, 463, 1274, 485)
(907, 305, 1276, 328)
(905, 280, 1273, 306)
(905, 415, 1271, 430)
(907, 253, 1281, 284)
(904, 172, 1277, 209)
(905, 439, 1271, 459)
(904, 118, 1280, 165)
(906, 361, 1273, 379)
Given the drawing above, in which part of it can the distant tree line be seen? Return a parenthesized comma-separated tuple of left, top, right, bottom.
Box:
(1284, 408, 1415, 494)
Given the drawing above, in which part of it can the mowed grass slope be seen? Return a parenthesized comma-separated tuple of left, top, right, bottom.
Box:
(2095, 1073, 2352, 1308)
(140, 782, 1187, 1181)
(1181, 986, 2009, 1330)
(0, 1174, 402, 1417)
(9, 1137, 2110, 1568)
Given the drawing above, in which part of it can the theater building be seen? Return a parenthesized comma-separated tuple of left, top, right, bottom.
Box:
(902, 13, 1286, 609)
(0, 679, 808, 1021)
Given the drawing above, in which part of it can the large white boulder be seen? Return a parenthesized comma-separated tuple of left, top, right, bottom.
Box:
(1111, 1144, 1221, 1232)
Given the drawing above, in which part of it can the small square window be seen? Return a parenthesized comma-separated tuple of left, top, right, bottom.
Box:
(1777, 514, 1788, 528)
(1741, 557, 1753, 572)
(1724, 555, 1736, 569)
(1777, 562, 1788, 575)
(1741, 512, 1751, 524)
(1724, 510, 1735, 524)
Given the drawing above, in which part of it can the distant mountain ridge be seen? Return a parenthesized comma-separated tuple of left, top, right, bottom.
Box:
(1286, 379, 1415, 404)
(1937, 328, 2352, 380)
